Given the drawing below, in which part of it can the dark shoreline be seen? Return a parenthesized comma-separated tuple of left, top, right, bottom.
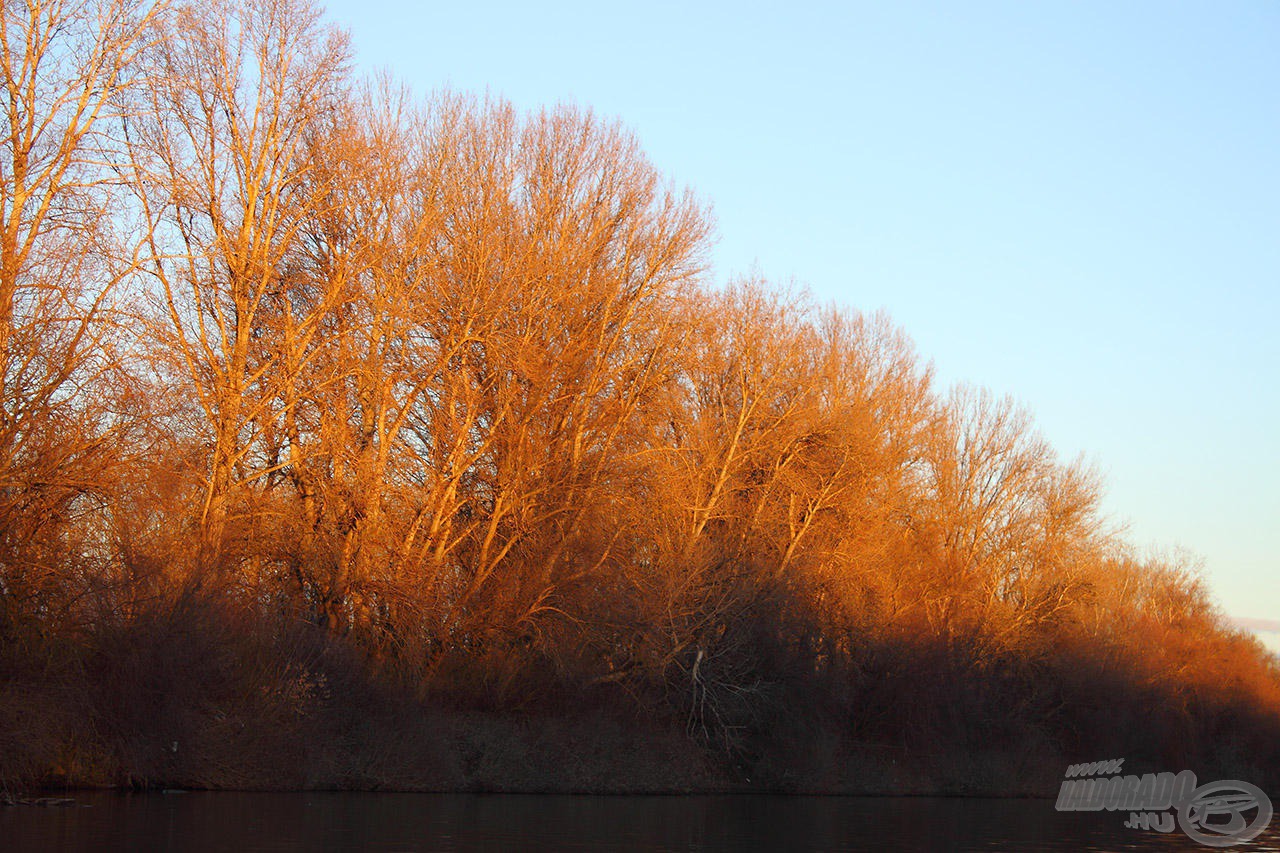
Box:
(6, 707, 1270, 801)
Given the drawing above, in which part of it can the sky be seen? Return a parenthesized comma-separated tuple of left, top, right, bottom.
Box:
(320, 0, 1279, 621)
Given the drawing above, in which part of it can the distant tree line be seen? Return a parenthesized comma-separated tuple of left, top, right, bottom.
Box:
(0, 0, 1275, 792)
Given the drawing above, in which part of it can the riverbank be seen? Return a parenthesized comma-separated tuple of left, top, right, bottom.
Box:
(2, 705, 1241, 799)
(4, 613, 1276, 800)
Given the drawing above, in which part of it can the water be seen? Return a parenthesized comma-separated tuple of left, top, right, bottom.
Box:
(3, 791, 1278, 851)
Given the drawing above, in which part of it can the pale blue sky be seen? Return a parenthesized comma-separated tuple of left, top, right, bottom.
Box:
(322, 1, 1278, 620)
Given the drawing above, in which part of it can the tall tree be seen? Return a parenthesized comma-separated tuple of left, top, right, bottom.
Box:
(124, 0, 350, 571)
(0, 0, 159, 632)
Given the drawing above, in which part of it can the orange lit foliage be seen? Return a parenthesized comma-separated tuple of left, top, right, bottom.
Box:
(0, 0, 1275, 791)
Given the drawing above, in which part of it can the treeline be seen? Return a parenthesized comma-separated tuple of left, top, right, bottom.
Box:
(1, 0, 1276, 793)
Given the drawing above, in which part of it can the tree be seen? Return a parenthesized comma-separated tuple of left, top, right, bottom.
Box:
(0, 0, 160, 634)
(124, 0, 351, 572)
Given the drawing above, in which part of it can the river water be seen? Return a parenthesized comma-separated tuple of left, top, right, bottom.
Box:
(3, 791, 1277, 851)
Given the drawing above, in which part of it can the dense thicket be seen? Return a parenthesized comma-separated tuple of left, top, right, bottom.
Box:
(1, 0, 1276, 793)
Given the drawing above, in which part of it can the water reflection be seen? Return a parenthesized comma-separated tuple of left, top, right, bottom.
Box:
(2, 791, 1277, 851)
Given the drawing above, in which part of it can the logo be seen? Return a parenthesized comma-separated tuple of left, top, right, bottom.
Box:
(1055, 759, 1273, 848)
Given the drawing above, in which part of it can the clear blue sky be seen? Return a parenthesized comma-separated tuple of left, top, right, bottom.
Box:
(322, 0, 1279, 621)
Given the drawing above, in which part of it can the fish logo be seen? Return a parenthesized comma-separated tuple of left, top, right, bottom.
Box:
(1178, 780, 1273, 848)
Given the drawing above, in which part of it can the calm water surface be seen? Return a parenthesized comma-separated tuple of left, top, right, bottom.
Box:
(3, 791, 1278, 851)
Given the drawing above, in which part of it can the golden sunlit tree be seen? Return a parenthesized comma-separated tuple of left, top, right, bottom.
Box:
(0, 0, 160, 636)
(123, 0, 350, 574)
(0, 0, 1274, 795)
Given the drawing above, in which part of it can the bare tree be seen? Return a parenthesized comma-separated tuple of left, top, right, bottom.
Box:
(124, 0, 350, 572)
(0, 0, 160, 632)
